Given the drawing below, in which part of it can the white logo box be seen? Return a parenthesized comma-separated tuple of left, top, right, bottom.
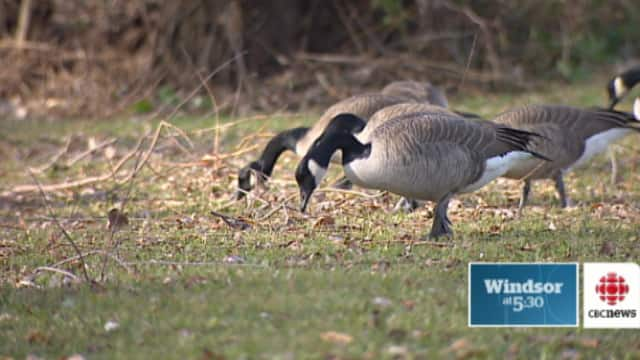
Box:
(583, 263, 640, 329)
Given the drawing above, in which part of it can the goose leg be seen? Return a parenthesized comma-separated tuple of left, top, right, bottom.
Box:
(393, 197, 420, 213)
(517, 179, 532, 215)
(553, 173, 571, 208)
(427, 194, 453, 239)
(609, 147, 620, 185)
(331, 176, 353, 190)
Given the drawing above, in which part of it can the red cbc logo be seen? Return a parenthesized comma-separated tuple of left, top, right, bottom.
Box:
(595, 272, 630, 306)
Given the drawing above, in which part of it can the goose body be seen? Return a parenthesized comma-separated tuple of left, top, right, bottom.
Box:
(381, 81, 449, 107)
(236, 81, 450, 199)
(495, 101, 640, 209)
(350, 102, 485, 212)
(296, 113, 546, 237)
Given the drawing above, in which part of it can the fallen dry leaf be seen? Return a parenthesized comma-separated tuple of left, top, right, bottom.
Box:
(107, 208, 129, 230)
(402, 300, 416, 310)
(578, 337, 599, 349)
(313, 216, 335, 228)
(66, 354, 86, 360)
(104, 146, 116, 160)
(445, 337, 486, 359)
(599, 241, 616, 256)
(320, 331, 353, 345)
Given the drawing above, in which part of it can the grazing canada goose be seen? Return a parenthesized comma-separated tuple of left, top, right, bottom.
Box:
(496, 99, 640, 210)
(381, 81, 449, 107)
(357, 102, 485, 212)
(236, 81, 450, 199)
(295, 112, 547, 238)
(607, 66, 640, 109)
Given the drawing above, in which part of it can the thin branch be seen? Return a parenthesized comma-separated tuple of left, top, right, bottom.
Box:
(459, 32, 478, 90)
(27, 170, 92, 283)
(124, 260, 267, 267)
(66, 138, 118, 167)
(14, 0, 32, 49)
(33, 266, 80, 281)
(32, 136, 72, 174)
(11, 133, 148, 194)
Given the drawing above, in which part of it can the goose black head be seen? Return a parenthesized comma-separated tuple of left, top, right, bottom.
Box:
(608, 76, 627, 109)
(236, 161, 267, 200)
(295, 157, 327, 213)
(323, 113, 367, 135)
(608, 66, 640, 109)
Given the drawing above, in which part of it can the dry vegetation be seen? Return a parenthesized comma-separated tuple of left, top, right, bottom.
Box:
(2, 75, 640, 358)
(1, 0, 638, 118)
(1, 0, 640, 358)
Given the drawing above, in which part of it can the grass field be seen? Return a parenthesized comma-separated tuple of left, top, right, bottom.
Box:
(2, 75, 640, 359)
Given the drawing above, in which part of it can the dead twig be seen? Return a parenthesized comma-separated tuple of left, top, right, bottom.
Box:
(100, 142, 146, 281)
(210, 210, 251, 230)
(27, 170, 92, 283)
(65, 137, 118, 167)
(14, 0, 32, 49)
(32, 136, 72, 173)
(124, 259, 267, 267)
(255, 193, 298, 222)
(32, 266, 80, 281)
(11, 132, 149, 194)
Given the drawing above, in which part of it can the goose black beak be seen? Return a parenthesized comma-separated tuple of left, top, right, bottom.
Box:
(235, 189, 246, 200)
(300, 190, 311, 213)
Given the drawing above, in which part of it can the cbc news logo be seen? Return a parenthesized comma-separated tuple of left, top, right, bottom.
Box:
(595, 272, 629, 306)
(468, 263, 640, 328)
(583, 263, 640, 328)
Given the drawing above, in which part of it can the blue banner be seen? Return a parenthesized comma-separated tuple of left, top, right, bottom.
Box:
(469, 263, 578, 327)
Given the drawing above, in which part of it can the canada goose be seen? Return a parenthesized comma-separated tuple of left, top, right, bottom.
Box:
(236, 81, 449, 199)
(496, 99, 640, 210)
(295, 112, 547, 238)
(381, 81, 449, 107)
(349, 102, 482, 211)
(606, 66, 640, 183)
(607, 66, 640, 109)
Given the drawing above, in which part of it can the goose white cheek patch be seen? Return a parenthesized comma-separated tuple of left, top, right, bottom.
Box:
(634, 98, 640, 120)
(308, 159, 327, 187)
(614, 77, 627, 97)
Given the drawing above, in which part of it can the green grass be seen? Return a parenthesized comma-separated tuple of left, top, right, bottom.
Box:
(2, 74, 640, 358)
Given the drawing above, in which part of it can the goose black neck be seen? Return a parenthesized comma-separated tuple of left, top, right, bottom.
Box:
(258, 127, 308, 176)
(309, 131, 371, 168)
(622, 66, 640, 87)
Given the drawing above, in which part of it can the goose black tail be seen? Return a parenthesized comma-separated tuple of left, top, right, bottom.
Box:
(496, 127, 552, 161)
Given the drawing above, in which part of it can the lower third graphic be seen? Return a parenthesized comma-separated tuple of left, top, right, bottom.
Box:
(468, 263, 578, 327)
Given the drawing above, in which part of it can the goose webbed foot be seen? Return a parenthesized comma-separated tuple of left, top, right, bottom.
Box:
(517, 180, 532, 216)
(425, 194, 453, 239)
(393, 197, 420, 213)
(331, 176, 353, 190)
(427, 215, 453, 239)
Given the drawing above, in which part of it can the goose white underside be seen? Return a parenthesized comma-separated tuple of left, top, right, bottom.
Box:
(343, 147, 535, 200)
(570, 128, 632, 170)
(460, 151, 534, 193)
